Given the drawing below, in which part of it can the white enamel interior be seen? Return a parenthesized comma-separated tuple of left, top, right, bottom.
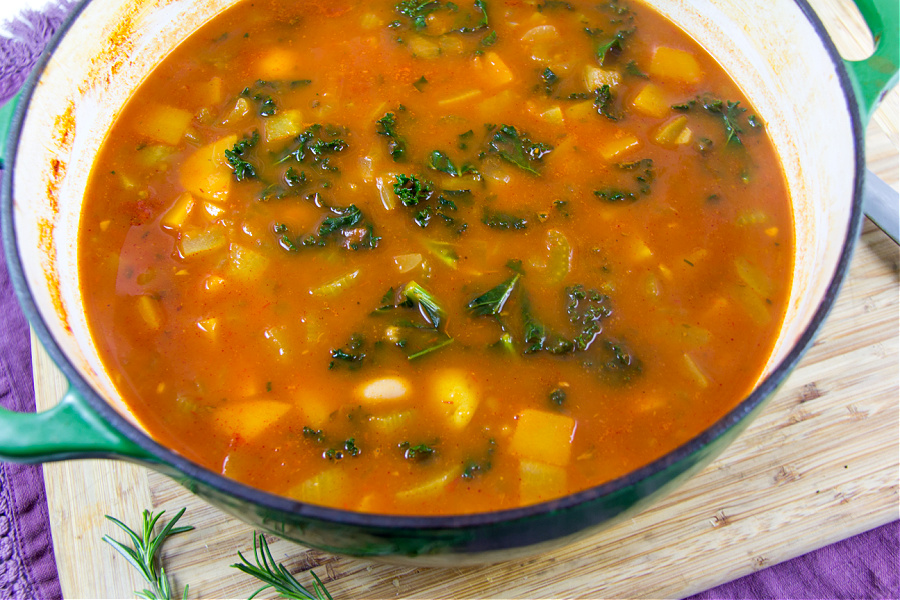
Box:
(12, 0, 856, 432)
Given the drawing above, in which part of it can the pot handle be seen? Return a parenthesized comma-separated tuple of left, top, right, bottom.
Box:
(845, 0, 899, 124)
(0, 386, 157, 463)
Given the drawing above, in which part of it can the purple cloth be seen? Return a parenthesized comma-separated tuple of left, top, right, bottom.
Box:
(0, 3, 896, 600)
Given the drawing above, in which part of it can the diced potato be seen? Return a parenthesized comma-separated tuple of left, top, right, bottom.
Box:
(135, 104, 192, 146)
(180, 134, 237, 202)
(198, 76, 223, 105)
(394, 253, 422, 273)
(395, 467, 458, 502)
(256, 47, 301, 79)
(439, 36, 464, 56)
(482, 51, 514, 86)
(439, 89, 482, 106)
(265, 109, 304, 143)
(509, 409, 576, 466)
(201, 201, 226, 220)
(407, 35, 442, 59)
(519, 460, 567, 506)
(653, 115, 691, 145)
(228, 243, 269, 281)
(430, 369, 479, 430)
(598, 132, 640, 160)
(356, 376, 410, 404)
(288, 468, 351, 505)
(222, 97, 252, 125)
(477, 90, 513, 115)
(648, 46, 702, 84)
(733, 284, 771, 325)
(178, 226, 227, 258)
(160, 192, 195, 230)
(564, 100, 596, 122)
(583, 65, 620, 91)
(631, 83, 669, 118)
(310, 269, 360, 296)
(540, 106, 564, 125)
(215, 399, 290, 440)
(297, 394, 332, 429)
(735, 257, 774, 298)
(136, 295, 163, 330)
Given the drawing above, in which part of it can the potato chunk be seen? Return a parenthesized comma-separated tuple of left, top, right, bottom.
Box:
(519, 460, 567, 505)
(215, 399, 290, 440)
(648, 46, 702, 83)
(509, 409, 576, 466)
(135, 104, 192, 146)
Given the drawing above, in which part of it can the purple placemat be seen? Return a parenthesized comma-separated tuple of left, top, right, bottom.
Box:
(0, 3, 897, 600)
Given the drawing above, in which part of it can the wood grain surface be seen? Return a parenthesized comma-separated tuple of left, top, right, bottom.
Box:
(31, 0, 899, 597)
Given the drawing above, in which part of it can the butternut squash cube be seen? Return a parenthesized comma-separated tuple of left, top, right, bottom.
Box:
(136, 104, 192, 146)
(430, 369, 479, 430)
(631, 83, 669, 118)
(215, 399, 290, 440)
(583, 65, 620, 91)
(509, 409, 575, 466)
(653, 115, 692, 145)
(649, 46, 702, 84)
(179, 134, 237, 202)
(519, 460, 567, 505)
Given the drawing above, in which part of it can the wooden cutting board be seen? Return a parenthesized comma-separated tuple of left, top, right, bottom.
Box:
(31, 1, 898, 597)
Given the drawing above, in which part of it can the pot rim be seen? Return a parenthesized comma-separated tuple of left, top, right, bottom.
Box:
(1, 0, 866, 532)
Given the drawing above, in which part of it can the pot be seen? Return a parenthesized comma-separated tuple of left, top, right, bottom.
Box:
(0, 0, 896, 565)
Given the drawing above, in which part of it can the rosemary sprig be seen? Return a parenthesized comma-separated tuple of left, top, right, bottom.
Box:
(102, 508, 194, 600)
(231, 532, 333, 600)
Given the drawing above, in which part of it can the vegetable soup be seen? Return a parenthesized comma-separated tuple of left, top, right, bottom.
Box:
(78, 0, 793, 515)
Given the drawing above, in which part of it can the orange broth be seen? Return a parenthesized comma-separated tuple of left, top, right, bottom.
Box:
(78, 0, 793, 515)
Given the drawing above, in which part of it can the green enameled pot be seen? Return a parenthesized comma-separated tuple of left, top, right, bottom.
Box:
(0, 0, 897, 565)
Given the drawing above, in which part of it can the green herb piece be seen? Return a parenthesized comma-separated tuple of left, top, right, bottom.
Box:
(521, 295, 573, 355)
(624, 60, 648, 78)
(325, 438, 361, 460)
(329, 333, 367, 369)
(102, 508, 193, 600)
(480, 30, 498, 46)
(396, 0, 442, 29)
(406, 331, 455, 360)
(458, 129, 474, 150)
(541, 67, 559, 95)
(482, 208, 529, 230)
(394, 174, 433, 206)
(302, 426, 325, 442)
(275, 124, 348, 172)
(429, 150, 459, 176)
(317, 204, 380, 250)
(468, 273, 520, 316)
(583, 339, 642, 383)
(549, 387, 567, 406)
(456, 0, 489, 33)
(566, 284, 612, 350)
(461, 438, 496, 479)
(232, 532, 333, 600)
(376, 111, 408, 161)
(422, 238, 460, 268)
(413, 75, 429, 92)
(537, 0, 574, 11)
(585, 27, 633, 66)
(592, 84, 620, 121)
(485, 124, 552, 175)
(399, 441, 438, 460)
(240, 80, 280, 116)
(225, 130, 260, 181)
(593, 158, 654, 202)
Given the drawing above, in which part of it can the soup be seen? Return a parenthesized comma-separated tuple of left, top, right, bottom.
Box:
(78, 0, 793, 515)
